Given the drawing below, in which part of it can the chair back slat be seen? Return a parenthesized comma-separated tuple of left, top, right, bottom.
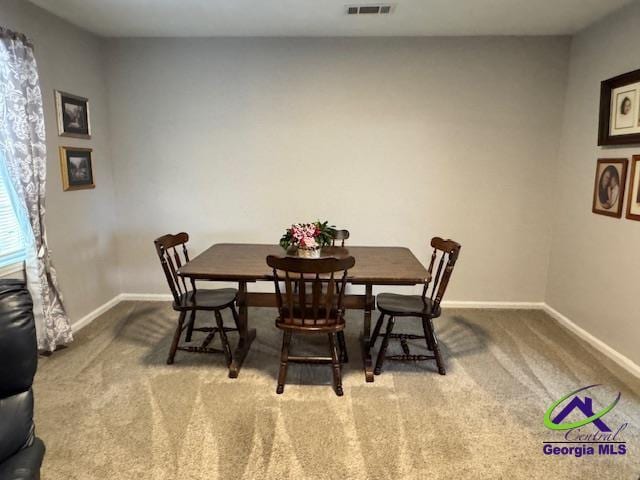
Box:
(171, 247, 188, 293)
(331, 229, 350, 247)
(267, 255, 355, 328)
(430, 254, 446, 300)
(311, 274, 321, 320)
(422, 237, 461, 310)
(166, 253, 184, 297)
(422, 249, 438, 298)
(337, 270, 348, 312)
(298, 273, 307, 322)
(154, 232, 193, 304)
(284, 272, 294, 320)
(324, 272, 336, 323)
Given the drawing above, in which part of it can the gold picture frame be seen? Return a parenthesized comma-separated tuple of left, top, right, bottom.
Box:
(59, 147, 95, 191)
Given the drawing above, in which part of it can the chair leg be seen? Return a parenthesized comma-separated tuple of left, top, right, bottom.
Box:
(185, 310, 196, 342)
(214, 310, 233, 367)
(337, 331, 349, 364)
(167, 311, 186, 365)
(276, 331, 292, 394)
(370, 313, 385, 349)
(328, 333, 344, 396)
(230, 304, 240, 330)
(374, 316, 395, 375)
(422, 318, 434, 351)
(426, 318, 446, 375)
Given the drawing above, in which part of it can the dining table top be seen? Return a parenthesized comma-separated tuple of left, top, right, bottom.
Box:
(178, 243, 430, 285)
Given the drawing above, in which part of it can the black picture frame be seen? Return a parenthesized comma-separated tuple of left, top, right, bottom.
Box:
(598, 68, 640, 146)
(55, 90, 91, 139)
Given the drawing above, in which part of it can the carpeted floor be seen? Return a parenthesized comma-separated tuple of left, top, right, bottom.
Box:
(34, 302, 640, 479)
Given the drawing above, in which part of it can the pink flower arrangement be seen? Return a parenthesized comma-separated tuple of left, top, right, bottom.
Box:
(280, 221, 335, 250)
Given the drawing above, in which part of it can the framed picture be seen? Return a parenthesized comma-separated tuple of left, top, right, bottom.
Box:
(592, 158, 627, 218)
(59, 147, 94, 191)
(626, 155, 640, 221)
(598, 69, 640, 146)
(55, 90, 91, 138)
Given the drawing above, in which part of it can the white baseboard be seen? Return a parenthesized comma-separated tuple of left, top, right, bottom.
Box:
(68, 294, 640, 379)
(442, 301, 545, 310)
(70, 292, 172, 333)
(70, 294, 124, 333)
(542, 304, 640, 379)
(119, 293, 173, 302)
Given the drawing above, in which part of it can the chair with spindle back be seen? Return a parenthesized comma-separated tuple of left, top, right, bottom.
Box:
(154, 233, 239, 366)
(266, 255, 355, 396)
(371, 237, 461, 375)
(331, 229, 350, 247)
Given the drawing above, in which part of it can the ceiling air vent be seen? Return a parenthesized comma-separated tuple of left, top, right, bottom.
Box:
(346, 4, 394, 15)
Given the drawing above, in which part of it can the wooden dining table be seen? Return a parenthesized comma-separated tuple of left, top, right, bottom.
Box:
(178, 243, 429, 382)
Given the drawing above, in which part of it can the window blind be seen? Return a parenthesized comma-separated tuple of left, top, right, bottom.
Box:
(0, 172, 25, 268)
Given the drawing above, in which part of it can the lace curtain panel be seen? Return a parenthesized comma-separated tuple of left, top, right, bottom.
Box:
(0, 27, 73, 351)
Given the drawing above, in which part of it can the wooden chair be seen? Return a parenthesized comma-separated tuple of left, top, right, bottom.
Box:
(154, 233, 239, 366)
(331, 229, 350, 247)
(371, 237, 461, 376)
(266, 255, 355, 396)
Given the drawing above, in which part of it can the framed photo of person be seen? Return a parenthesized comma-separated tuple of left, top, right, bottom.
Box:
(55, 90, 91, 138)
(626, 155, 640, 221)
(59, 147, 95, 191)
(592, 158, 627, 218)
(598, 69, 640, 146)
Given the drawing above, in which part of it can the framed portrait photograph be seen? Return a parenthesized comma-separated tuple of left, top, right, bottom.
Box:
(612, 87, 636, 131)
(55, 90, 91, 138)
(598, 69, 640, 146)
(592, 158, 627, 218)
(626, 155, 640, 221)
(59, 147, 95, 191)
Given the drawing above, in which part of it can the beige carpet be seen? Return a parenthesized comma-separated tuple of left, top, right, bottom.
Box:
(34, 302, 640, 479)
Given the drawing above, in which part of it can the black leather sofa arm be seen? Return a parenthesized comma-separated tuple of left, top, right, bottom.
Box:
(0, 280, 45, 480)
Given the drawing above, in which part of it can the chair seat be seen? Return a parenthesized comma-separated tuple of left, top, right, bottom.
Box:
(174, 288, 237, 311)
(376, 293, 441, 317)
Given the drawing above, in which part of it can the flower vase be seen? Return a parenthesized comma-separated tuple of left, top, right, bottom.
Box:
(297, 247, 321, 258)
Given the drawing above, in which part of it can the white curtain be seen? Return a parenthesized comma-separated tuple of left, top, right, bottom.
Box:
(0, 27, 72, 351)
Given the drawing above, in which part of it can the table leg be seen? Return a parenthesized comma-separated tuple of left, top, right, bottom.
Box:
(228, 281, 256, 378)
(361, 284, 375, 382)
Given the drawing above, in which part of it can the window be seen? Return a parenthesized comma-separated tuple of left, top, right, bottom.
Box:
(0, 170, 25, 269)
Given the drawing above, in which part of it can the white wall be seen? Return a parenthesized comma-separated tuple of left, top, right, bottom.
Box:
(0, 0, 120, 324)
(107, 37, 569, 301)
(546, 2, 640, 365)
(5, 3, 636, 368)
(5, 2, 639, 369)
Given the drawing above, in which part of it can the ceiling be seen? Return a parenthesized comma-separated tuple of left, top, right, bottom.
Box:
(28, 0, 632, 37)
